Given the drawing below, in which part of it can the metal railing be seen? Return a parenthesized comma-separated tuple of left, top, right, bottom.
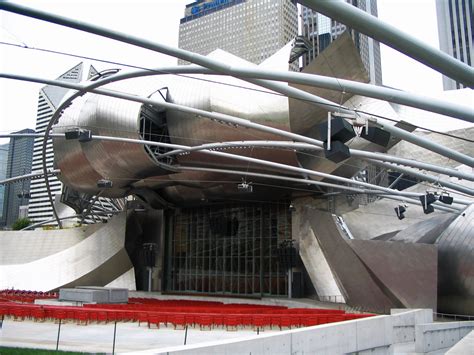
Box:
(434, 312, 474, 322)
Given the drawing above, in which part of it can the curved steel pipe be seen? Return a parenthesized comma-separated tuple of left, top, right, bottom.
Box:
(68, 133, 470, 208)
(3, 1, 472, 123)
(176, 166, 462, 214)
(3, 72, 472, 171)
(1, 2, 472, 163)
(298, 0, 474, 88)
(161, 140, 474, 182)
(4, 132, 473, 198)
(2, 72, 473, 198)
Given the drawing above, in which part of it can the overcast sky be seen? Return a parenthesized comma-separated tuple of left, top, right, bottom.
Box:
(0, 0, 447, 144)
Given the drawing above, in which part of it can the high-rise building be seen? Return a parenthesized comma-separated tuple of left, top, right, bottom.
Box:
(300, 0, 382, 85)
(178, 0, 298, 66)
(0, 143, 9, 226)
(28, 62, 99, 225)
(2, 129, 35, 227)
(435, 0, 473, 90)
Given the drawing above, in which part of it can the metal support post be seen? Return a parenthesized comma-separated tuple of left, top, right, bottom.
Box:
(56, 319, 62, 351)
(112, 321, 117, 354)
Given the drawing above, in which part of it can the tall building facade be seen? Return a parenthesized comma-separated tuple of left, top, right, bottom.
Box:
(2, 129, 35, 227)
(300, 0, 382, 85)
(178, 0, 298, 65)
(0, 143, 9, 226)
(28, 62, 99, 225)
(436, 0, 473, 90)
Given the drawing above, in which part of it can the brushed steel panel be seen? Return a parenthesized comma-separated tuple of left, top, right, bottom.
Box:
(437, 205, 474, 315)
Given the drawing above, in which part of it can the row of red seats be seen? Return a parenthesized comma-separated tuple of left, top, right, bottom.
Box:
(0, 301, 373, 329)
(0, 289, 57, 303)
(83, 304, 345, 316)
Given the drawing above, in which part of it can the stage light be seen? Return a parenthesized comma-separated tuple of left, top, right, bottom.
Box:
(78, 130, 92, 142)
(361, 127, 391, 147)
(319, 117, 356, 143)
(419, 193, 436, 214)
(394, 205, 406, 220)
(438, 194, 454, 205)
(237, 181, 253, 193)
(65, 128, 92, 142)
(323, 140, 351, 163)
(65, 128, 80, 140)
(97, 179, 113, 189)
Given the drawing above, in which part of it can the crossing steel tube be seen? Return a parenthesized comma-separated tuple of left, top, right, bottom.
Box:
(2, 2, 472, 158)
(2, 73, 473, 196)
(298, 0, 474, 88)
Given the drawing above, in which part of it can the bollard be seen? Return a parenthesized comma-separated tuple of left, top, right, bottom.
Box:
(184, 324, 188, 345)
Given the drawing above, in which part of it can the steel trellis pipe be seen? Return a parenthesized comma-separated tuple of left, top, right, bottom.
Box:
(297, 0, 474, 88)
(2, 72, 472, 169)
(2, 132, 468, 210)
(160, 140, 474, 182)
(2, 71, 473, 197)
(1, 2, 472, 160)
(178, 166, 462, 214)
(52, 133, 472, 208)
(4, 132, 473, 200)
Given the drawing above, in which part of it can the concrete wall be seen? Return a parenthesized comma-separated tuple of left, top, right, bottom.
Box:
(446, 329, 474, 354)
(415, 321, 474, 353)
(140, 309, 431, 355)
(390, 309, 433, 343)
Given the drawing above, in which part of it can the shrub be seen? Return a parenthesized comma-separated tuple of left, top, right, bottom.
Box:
(12, 217, 31, 230)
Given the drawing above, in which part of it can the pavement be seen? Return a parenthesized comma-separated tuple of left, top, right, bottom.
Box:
(0, 318, 279, 353)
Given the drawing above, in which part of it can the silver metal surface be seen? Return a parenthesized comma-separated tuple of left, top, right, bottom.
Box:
(436, 205, 474, 315)
(0, 213, 133, 291)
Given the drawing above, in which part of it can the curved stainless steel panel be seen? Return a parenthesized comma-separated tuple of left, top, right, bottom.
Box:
(436, 204, 474, 315)
(53, 79, 170, 197)
(0, 213, 132, 291)
(54, 69, 300, 200)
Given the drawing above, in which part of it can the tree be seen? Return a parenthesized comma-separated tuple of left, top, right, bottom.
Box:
(12, 217, 31, 230)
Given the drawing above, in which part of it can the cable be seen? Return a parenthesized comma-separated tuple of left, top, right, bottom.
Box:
(1, 41, 472, 143)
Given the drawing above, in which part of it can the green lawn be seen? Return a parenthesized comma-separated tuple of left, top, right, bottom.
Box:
(0, 348, 103, 355)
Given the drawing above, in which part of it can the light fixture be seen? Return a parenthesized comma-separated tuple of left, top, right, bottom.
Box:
(419, 193, 436, 214)
(65, 128, 92, 142)
(319, 115, 356, 163)
(323, 140, 351, 163)
(97, 179, 113, 189)
(319, 116, 356, 143)
(237, 179, 253, 193)
(78, 130, 92, 142)
(394, 205, 406, 220)
(438, 193, 454, 205)
(361, 127, 391, 147)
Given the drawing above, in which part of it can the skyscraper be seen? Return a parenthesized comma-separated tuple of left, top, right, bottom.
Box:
(28, 62, 99, 225)
(436, 0, 473, 90)
(0, 143, 9, 227)
(2, 129, 35, 227)
(178, 0, 298, 66)
(300, 0, 382, 85)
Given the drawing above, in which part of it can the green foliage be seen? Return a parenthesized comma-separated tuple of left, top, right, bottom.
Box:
(11, 218, 31, 231)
